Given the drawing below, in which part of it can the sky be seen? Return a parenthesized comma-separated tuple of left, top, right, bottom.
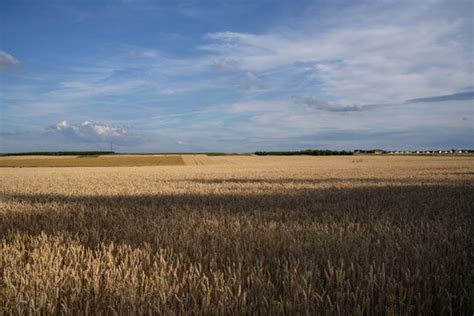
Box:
(0, 0, 473, 152)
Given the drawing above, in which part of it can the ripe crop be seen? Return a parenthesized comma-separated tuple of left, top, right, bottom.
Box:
(1, 155, 472, 314)
(0, 155, 185, 167)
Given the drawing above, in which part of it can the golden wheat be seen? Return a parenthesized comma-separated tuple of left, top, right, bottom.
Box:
(1, 155, 473, 314)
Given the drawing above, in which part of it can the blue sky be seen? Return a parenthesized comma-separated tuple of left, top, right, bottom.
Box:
(0, 0, 473, 152)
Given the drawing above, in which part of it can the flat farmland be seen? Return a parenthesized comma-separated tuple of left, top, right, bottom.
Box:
(1, 155, 473, 314)
(0, 155, 185, 167)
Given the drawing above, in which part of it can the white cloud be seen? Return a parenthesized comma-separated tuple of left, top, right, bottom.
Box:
(128, 49, 160, 58)
(213, 58, 239, 70)
(202, 2, 472, 105)
(292, 96, 368, 112)
(227, 100, 289, 113)
(238, 72, 269, 91)
(0, 51, 19, 69)
(48, 120, 130, 141)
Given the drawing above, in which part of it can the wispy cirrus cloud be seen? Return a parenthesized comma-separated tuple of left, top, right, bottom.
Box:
(291, 91, 474, 112)
(0, 51, 19, 69)
(201, 2, 472, 105)
(212, 58, 239, 70)
(238, 72, 269, 91)
(406, 91, 474, 103)
(292, 96, 368, 112)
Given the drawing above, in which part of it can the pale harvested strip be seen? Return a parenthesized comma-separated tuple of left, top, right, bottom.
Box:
(181, 154, 213, 165)
(0, 155, 185, 167)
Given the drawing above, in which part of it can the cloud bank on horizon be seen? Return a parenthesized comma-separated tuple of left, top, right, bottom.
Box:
(0, 0, 472, 152)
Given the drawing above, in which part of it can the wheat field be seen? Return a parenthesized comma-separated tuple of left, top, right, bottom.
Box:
(1, 155, 473, 314)
(0, 155, 186, 167)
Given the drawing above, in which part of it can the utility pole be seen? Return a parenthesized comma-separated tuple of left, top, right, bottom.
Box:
(110, 141, 113, 153)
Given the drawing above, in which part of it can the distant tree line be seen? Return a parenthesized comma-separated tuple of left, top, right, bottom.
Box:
(0, 151, 115, 157)
(354, 149, 385, 154)
(255, 149, 353, 156)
